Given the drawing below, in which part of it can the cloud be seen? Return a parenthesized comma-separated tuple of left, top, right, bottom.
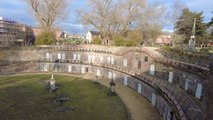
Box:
(0, 0, 35, 25)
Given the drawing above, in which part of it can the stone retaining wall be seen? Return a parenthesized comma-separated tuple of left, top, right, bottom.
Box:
(0, 45, 208, 120)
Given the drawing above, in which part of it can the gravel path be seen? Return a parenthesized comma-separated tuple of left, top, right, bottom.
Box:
(96, 78, 162, 120)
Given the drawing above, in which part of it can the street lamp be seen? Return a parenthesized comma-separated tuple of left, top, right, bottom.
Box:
(109, 79, 116, 96)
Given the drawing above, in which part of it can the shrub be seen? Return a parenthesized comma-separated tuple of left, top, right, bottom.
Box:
(35, 31, 56, 45)
(126, 31, 142, 46)
(114, 35, 125, 46)
(92, 36, 101, 45)
(200, 48, 209, 55)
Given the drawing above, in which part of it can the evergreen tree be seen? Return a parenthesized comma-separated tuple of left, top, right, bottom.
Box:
(207, 17, 213, 38)
(175, 8, 207, 44)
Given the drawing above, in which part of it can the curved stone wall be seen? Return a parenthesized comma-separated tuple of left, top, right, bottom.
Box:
(0, 45, 209, 120)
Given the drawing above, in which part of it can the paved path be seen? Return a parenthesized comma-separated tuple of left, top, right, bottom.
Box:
(96, 78, 162, 120)
(1, 73, 162, 120)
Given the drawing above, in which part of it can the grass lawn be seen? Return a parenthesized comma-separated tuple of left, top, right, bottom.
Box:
(0, 74, 127, 120)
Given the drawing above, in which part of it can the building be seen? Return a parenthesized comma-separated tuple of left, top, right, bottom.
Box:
(19, 24, 34, 45)
(0, 17, 34, 47)
(85, 31, 100, 44)
(156, 35, 172, 46)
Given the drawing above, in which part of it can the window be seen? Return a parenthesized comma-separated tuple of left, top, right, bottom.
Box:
(138, 61, 141, 69)
(86, 67, 89, 72)
(54, 64, 59, 72)
(144, 56, 148, 62)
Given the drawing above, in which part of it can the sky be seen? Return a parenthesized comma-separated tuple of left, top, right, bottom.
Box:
(0, 0, 212, 34)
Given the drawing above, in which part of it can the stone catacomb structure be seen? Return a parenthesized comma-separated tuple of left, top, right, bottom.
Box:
(0, 45, 209, 120)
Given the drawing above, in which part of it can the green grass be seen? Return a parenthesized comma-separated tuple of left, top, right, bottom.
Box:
(0, 75, 127, 120)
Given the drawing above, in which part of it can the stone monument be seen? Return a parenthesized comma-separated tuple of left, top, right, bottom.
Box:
(50, 74, 56, 92)
(188, 36, 195, 47)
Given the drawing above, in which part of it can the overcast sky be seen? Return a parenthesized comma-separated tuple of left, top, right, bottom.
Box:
(0, 0, 212, 34)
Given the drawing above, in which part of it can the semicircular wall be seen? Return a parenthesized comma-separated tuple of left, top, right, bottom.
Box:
(0, 45, 209, 120)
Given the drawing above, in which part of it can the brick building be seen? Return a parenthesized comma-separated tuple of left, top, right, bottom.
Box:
(0, 17, 34, 47)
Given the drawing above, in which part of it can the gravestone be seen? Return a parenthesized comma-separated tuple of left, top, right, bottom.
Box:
(50, 75, 56, 93)
(43, 64, 49, 72)
(111, 57, 114, 64)
(96, 69, 101, 76)
(185, 79, 189, 91)
(195, 83, 202, 99)
(81, 66, 85, 74)
(68, 65, 72, 72)
(107, 57, 110, 64)
(46, 53, 50, 59)
(150, 65, 155, 75)
(100, 56, 103, 63)
(137, 83, 142, 94)
(124, 76, 128, 86)
(151, 92, 157, 106)
(62, 53, 65, 60)
(88, 55, 92, 63)
(56, 106, 75, 112)
(188, 36, 195, 47)
(58, 53, 62, 59)
(108, 71, 112, 79)
(92, 55, 95, 63)
(77, 54, 80, 60)
(168, 72, 173, 83)
(112, 73, 116, 80)
(73, 54, 77, 60)
(123, 59, 128, 67)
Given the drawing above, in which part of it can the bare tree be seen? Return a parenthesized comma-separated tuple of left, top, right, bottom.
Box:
(118, 0, 146, 36)
(78, 0, 113, 37)
(78, 0, 145, 43)
(25, 0, 69, 32)
(171, 0, 185, 31)
(138, 1, 168, 45)
(79, 0, 168, 46)
(78, 0, 116, 45)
